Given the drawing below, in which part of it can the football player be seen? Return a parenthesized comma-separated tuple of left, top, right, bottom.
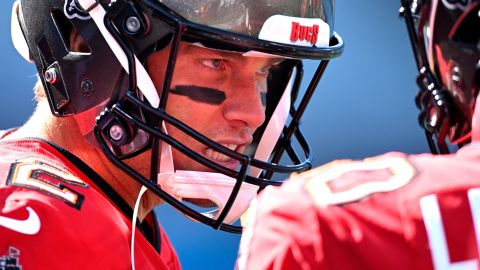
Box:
(0, 0, 343, 269)
(236, 0, 480, 269)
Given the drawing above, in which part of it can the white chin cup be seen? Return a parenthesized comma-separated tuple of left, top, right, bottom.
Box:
(158, 170, 259, 224)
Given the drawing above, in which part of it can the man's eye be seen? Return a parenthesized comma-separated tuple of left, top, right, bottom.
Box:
(200, 59, 224, 70)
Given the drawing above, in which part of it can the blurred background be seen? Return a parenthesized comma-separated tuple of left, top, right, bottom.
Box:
(0, 1, 429, 269)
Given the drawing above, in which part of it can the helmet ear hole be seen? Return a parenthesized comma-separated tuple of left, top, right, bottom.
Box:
(50, 9, 91, 54)
(69, 28, 91, 53)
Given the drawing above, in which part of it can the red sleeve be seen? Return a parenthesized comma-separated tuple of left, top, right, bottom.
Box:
(0, 140, 175, 269)
(236, 182, 324, 270)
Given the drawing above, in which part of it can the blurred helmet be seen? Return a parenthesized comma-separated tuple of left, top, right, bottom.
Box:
(12, 0, 343, 232)
(400, 0, 480, 153)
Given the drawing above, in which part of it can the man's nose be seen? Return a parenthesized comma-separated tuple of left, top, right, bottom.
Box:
(222, 75, 266, 129)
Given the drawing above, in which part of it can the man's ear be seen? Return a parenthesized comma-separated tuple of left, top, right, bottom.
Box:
(69, 28, 90, 53)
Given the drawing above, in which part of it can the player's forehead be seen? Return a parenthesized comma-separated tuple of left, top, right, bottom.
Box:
(181, 42, 285, 65)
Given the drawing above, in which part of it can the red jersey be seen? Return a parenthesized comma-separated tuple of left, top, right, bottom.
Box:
(237, 144, 480, 270)
(0, 136, 181, 270)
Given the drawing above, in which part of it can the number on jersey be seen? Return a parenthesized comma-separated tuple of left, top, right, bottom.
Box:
(421, 189, 480, 270)
(301, 155, 417, 206)
(6, 157, 87, 209)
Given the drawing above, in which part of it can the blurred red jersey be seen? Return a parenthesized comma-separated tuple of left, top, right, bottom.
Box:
(0, 137, 181, 270)
(237, 144, 480, 270)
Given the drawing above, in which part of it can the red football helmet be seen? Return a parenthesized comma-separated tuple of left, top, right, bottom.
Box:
(12, 0, 343, 232)
(400, 0, 480, 153)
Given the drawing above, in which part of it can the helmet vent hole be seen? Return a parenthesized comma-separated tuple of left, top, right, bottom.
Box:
(50, 9, 91, 54)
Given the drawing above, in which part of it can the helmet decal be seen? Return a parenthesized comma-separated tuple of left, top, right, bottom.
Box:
(64, 0, 91, 20)
(259, 15, 330, 47)
(290, 22, 320, 46)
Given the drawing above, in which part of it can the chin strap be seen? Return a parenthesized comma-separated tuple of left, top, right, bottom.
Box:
(158, 169, 259, 224)
(156, 134, 258, 224)
(131, 185, 148, 270)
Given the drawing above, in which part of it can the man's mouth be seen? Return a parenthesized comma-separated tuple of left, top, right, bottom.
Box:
(205, 143, 238, 162)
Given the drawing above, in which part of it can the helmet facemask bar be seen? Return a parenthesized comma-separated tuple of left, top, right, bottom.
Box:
(76, 0, 343, 233)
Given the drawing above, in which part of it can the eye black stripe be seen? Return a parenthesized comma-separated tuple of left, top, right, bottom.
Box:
(170, 85, 226, 105)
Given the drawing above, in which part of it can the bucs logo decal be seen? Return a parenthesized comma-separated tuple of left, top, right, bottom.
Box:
(64, 0, 91, 20)
(441, 0, 472, 10)
(290, 22, 319, 46)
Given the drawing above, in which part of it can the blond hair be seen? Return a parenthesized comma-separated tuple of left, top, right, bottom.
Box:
(33, 79, 47, 102)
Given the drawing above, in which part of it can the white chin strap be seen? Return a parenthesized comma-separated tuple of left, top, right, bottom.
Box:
(158, 170, 258, 225)
(130, 185, 147, 270)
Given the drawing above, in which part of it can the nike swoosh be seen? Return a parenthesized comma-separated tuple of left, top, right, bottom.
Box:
(0, 207, 41, 235)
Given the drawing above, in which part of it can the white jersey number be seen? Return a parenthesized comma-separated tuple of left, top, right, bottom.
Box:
(303, 156, 416, 206)
(420, 188, 480, 270)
